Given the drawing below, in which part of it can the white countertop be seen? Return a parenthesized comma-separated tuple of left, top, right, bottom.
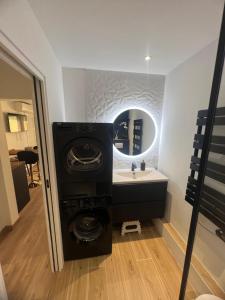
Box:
(113, 168, 168, 184)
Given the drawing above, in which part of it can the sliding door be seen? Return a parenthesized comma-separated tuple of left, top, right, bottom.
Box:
(32, 77, 60, 271)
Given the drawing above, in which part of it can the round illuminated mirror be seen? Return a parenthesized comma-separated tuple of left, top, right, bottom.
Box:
(113, 109, 156, 156)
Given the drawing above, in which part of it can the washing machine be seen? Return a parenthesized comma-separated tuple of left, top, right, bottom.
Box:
(60, 196, 112, 260)
(53, 122, 113, 200)
(53, 122, 113, 260)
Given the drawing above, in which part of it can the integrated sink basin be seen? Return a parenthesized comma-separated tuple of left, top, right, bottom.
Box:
(113, 168, 168, 184)
(116, 170, 151, 179)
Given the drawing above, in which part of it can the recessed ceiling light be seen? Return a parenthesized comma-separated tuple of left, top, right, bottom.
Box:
(145, 56, 151, 61)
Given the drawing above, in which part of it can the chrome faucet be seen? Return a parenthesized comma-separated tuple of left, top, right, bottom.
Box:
(131, 162, 137, 172)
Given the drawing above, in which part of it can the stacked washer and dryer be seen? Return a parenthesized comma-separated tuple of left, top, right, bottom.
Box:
(53, 122, 113, 260)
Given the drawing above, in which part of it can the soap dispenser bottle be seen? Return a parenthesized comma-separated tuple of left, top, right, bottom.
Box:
(140, 160, 145, 171)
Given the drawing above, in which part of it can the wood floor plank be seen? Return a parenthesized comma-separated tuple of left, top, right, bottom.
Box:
(0, 186, 196, 299)
(88, 267, 107, 300)
(137, 259, 170, 300)
(67, 259, 89, 300)
(88, 254, 109, 270)
(23, 256, 52, 300)
(49, 259, 89, 300)
(105, 241, 126, 300)
(142, 228, 183, 299)
(115, 234, 148, 300)
(128, 232, 152, 261)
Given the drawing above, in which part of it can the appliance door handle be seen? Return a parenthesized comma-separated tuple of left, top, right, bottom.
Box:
(69, 150, 102, 165)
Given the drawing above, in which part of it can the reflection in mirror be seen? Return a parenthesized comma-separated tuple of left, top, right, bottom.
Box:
(113, 109, 155, 156)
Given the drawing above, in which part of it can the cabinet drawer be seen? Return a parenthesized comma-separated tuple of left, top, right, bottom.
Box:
(112, 182, 167, 204)
(112, 201, 165, 223)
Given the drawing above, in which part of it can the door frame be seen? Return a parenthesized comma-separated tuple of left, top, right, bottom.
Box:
(0, 32, 64, 272)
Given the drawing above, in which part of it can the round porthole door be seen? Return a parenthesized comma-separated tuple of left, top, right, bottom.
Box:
(65, 138, 104, 173)
(69, 210, 108, 242)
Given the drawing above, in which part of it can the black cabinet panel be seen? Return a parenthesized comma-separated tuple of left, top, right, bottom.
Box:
(112, 201, 165, 223)
(112, 181, 167, 223)
(113, 182, 167, 204)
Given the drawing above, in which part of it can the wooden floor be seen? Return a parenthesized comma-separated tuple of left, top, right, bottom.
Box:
(0, 187, 196, 300)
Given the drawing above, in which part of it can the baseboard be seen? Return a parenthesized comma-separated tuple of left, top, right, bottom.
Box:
(0, 218, 20, 242)
(153, 218, 225, 299)
(0, 226, 13, 242)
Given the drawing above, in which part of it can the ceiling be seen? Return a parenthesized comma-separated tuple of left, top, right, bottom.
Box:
(29, 0, 224, 75)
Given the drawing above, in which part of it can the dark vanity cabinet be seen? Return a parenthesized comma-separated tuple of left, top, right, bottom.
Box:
(112, 181, 167, 223)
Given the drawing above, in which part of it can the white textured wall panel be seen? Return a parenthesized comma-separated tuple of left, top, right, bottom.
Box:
(63, 68, 165, 168)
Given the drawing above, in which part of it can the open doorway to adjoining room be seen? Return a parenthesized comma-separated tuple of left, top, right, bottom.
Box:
(0, 49, 58, 298)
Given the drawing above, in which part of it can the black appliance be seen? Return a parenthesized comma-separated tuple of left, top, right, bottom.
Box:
(53, 122, 113, 260)
(53, 122, 113, 200)
(61, 196, 112, 260)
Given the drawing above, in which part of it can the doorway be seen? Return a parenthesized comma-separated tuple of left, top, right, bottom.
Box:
(0, 50, 58, 297)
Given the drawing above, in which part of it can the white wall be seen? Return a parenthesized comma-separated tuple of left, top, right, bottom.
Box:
(0, 0, 65, 270)
(63, 68, 165, 169)
(0, 102, 18, 232)
(159, 40, 225, 290)
(159, 41, 217, 237)
(0, 0, 65, 122)
(62, 68, 86, 122)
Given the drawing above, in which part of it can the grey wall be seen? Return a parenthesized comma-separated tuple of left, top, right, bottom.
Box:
(62, 68, 165, 168)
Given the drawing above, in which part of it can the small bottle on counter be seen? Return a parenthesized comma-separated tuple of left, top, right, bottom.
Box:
(140, 160, 146, 171)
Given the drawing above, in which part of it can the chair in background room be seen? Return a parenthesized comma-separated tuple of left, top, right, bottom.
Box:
(17, 151, 40, 188)
(32, 146, 40, 180)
